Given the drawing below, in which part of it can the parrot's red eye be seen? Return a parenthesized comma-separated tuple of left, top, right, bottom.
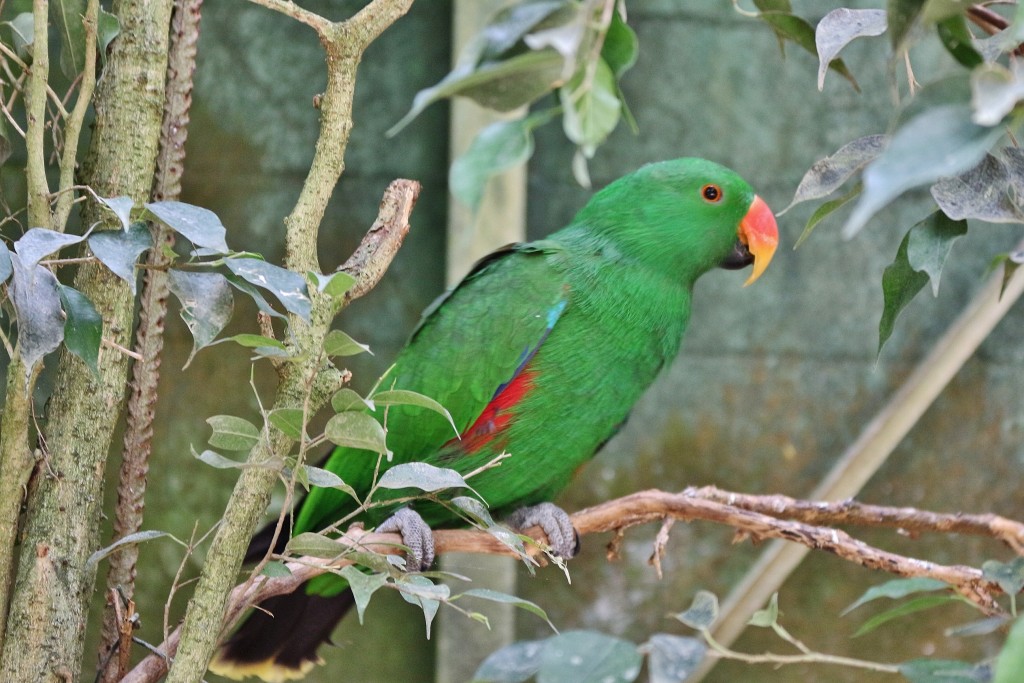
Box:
(701, 184, 722, 202)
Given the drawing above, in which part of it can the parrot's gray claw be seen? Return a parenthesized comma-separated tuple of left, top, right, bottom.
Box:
(506, 502, 579, 558)
(377, 507, 435, 571)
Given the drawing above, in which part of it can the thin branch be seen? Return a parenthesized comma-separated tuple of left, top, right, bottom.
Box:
(123, 487, 1023, 683)
(52, 0, 100, 231)
(24, 0, 50, 228)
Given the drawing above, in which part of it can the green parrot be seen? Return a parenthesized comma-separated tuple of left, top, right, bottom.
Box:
(211, 157, 779, 681)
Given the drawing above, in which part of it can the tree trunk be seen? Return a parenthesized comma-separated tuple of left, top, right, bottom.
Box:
(0, 2, 173, 680)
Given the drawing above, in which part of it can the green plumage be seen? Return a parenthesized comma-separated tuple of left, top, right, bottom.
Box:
(214, 158, 774, 681)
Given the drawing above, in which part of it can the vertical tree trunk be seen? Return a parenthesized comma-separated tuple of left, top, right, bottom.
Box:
(0, 2, 173, 680)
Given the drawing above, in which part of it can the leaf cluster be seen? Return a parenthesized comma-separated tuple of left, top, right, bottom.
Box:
(757, 3, 1024, 353)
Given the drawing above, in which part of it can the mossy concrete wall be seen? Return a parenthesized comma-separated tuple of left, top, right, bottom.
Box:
(82, 1, 1024, 681)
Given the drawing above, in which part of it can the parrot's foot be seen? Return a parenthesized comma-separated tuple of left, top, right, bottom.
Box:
(377, 507, 435, 571)
(506, 502, 579, 558)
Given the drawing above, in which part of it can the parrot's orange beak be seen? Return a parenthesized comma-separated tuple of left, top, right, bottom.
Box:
(739, 194, 779, 286)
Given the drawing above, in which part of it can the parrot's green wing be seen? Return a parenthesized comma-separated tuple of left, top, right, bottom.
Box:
(294, 241, 571, 534)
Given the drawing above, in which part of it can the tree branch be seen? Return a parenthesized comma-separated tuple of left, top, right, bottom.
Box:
(123, 487, 1024, 682)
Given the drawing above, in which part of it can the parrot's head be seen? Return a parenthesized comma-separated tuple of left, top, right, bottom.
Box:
(574, 157, 779, 288)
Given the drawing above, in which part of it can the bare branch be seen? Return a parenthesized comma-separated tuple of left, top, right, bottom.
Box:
(123, 487, 1023, 682)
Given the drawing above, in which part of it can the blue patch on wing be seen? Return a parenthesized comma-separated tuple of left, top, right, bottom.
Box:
(491, 296, 569, 400)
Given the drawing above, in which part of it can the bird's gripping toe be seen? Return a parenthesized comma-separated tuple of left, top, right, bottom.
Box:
(377, 507, 435, 571)
(506, 502, 579, 558)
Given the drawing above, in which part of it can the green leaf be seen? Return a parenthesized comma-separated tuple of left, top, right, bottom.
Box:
(294, 465, 357, 501)
(145, 200, 229, 252)
(853, 595, 961, 638)
(783, 135, 886, 212)
(191, 447, 246, 470)
(601, 8, 637, 78)
(559, 57, 621, 157)
(88, 222, 153, 294)
(14, 227, 85, 269)
(981, 557, 1024, 596)
(397, 575, 445, 638)
(879, 223, 939, 355)
(843, 577, 950, 615)
(472, 639, 546, 683)
(906, 212, 967, 296)
(843, 104, 1005, 237)
(58, 285, 102, 376)
(748, 592, 780, 627)
(937, 14, 982, 69)
(206, 415, 260, 451)
(261, 561, 292, 578)
(268, 408, 305, 440)
(946, 615, 1013, 638)
(887, 0, 925, 52)
(339, 564, 388, 624)
(389, 49, 565, 135)
(226, 333, 286, 350)
(537, 630, 641, 683)
(450, 114, 541, 210)
(324, 411, 388, 454)
(225, 257, 311, 323)
(372, 389, 458, 435)
(994, 618, 1024, 683)
(51, 0, 87, 78)
(644, 633, 707, 683)
(310, 270, 356, 299)
(815, 8, 886, 91)
(285, 532, 345, 559)
(86, 530, 169, 571)
(899, 658, 991, 683)
(97, 8, 119, 62)
(9, 254, 65, 377)
(168, 270, 234, 367)
(451, 496, 496, 527)
(459, 588, 554, 629)
(793, 183, 862, 249)
(377, 462, 469, 493)
(673, 590, 719, 630)
(331, 388, 375, 413)
(323, 329, 371, 357)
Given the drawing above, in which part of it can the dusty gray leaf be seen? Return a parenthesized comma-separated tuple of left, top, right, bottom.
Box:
(14, 227, 85, 269)
(0, 241, 11, 284)
(844, 105, 1003, 237)
(971, 61, 1024, 126)
(816, 9, 887, 91)
(98, 195, 135, 232)
(931, 154, 1023, 224)
(783, 134, 887, 211)
(168, 270, 234, 367)
(145, 200, 229, 253)
(10, 254, 65, 377)
(225, 257, 311, 322)
(88, 222, 153, 293)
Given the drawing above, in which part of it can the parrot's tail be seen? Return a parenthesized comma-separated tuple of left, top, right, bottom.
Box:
(210, 590, 354, 681)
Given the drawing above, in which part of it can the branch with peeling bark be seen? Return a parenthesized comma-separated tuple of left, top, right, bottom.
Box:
(123, 485, 1024, 682)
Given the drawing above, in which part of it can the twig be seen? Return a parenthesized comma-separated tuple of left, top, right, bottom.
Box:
(688, 485, 1024, 554)
(122, 487, 1023, 683)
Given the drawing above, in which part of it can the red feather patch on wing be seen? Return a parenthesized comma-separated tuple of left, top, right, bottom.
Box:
(457, 367, 536, 454)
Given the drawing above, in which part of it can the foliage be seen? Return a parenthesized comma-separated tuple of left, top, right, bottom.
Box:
(472, 583, 1024, 683)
